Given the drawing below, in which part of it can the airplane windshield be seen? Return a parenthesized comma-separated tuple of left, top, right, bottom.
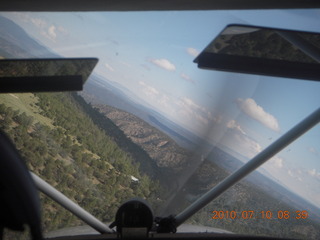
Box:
(0, 9, 320, 239)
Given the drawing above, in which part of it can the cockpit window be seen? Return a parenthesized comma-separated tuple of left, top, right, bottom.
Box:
(0, 10, 320, 239)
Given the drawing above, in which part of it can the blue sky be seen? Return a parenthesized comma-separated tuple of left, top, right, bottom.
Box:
(1, 10, 320, 208)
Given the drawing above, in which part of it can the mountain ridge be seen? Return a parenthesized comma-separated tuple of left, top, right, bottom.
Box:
(0, 15, 60, 58)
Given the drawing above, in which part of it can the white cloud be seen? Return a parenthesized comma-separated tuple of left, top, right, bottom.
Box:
(195, 113, 209, 125)
(105, 63, 114, 72)
(139, 81, 146, 86)
(119, 61, 132, 68)
(13, 13, 47, 29)
(226, 120, 246, 135)
(137, 82, 177, 117)
(27, 16, 67, 41)
(244, 137, 262, 157)
(10, 14, 67, 43)
(40, 25, 58, 42)
(237, 98, 280, 132)
(233, 133, 262, 159)
(158, 94, 170, 107)
(48, 25, 57, 40)
(31, 17, 47, 28)
(262, 155, 284, 178)
(308, 147, 319, 156)
(57, 26, 68, 35)
(180, 73, 195, 84)
(285, 167, 320, 183)
(288, 169, 294, 177)
(270, 156, 283, 168)
(177, 97, 215, 127)
(146, 86, 159, 96)
(308, 168, 316, 176)
(178, 97, 206, 116)
(187, 47, 199, 57)
(149, 58, 176, 71)
(222, 129, 284, 168)
(139, 81, 159, 97)
(307, 168, 320, 178)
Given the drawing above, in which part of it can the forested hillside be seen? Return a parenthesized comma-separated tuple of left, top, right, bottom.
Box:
(0, 92, 164, 234)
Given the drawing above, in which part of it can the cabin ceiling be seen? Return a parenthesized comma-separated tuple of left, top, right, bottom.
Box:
(1, 0, 320, 12)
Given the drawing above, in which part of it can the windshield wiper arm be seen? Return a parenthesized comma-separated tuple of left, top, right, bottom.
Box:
(173, 107, 320, 227)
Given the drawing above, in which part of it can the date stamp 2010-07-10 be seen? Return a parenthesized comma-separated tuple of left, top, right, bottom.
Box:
(211, 210, 309, 220)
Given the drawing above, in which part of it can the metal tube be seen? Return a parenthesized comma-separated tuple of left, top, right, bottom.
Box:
(30, 172, 112, 234)
(175, 107, 320, 226)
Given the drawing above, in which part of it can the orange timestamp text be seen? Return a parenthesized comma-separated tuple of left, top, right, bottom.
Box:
(211, 210, 308, 220)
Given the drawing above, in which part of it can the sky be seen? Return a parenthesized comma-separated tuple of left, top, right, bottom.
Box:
(1, 9, 320, 208)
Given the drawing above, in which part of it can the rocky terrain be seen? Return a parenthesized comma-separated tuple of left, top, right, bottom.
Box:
(94, 104, 191, 171)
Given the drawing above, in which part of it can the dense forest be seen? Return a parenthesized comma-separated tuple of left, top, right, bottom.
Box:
(0, 92, 164, 238)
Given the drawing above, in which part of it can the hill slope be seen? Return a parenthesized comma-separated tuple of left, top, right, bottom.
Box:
(0, 92, 164, 233)
(94, 104, 189, 170)
(0, 15, 59, 58)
